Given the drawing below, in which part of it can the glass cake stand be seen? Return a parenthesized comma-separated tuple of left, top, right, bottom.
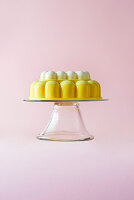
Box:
(24, 99, 108, 142)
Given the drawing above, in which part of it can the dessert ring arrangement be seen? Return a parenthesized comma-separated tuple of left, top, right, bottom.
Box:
(24, 70, 108, 142)
(29, 70, 102, 100)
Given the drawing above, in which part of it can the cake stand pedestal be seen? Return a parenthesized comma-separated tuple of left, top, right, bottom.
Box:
(24, 99, 107, 142)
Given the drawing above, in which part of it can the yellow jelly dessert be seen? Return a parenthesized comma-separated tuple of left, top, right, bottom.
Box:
(61, 81, 75, 98)
(33, 81, 45, 99)
(88, 80, 101, 98)
(76, 81, 90, 98)
(30, 80, 39, 98)
(29, 70, 102, 100)
(45, 81, 60, 98)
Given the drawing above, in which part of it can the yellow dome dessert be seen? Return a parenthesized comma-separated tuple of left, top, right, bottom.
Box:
(29, 70, 102, 100)
(60, 81, 76, 98)
(45, 81, 60, 98)
(88, 80, 101, 98)
(31, 81, 45, 99)
(76, 81, 90, 98)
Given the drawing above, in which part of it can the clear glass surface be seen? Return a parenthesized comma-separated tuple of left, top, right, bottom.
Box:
(24, 99, 108, 142)
(37, 102, 94, 142)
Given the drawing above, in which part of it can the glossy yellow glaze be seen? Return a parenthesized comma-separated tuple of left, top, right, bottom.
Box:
(76, 81, 90, 98)
(30, 80, 39, 98)
(29, 77, 102, 100)
(45, 81, 60, 98)
(60, 81, 75, 98)
(33, 81, 45, 98)
(88, 80, 101, 98)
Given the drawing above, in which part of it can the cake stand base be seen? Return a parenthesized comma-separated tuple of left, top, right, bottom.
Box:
(37, 102, 94, 142)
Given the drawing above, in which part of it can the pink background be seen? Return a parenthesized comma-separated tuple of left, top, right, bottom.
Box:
(0, 0, 134, 199)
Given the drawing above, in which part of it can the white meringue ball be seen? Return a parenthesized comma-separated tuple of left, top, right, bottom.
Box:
(40, 71, 48, 81)
(76, 71, 90, 80)
(45, 71, 57, 80)
(57, 71, 67, 80)
(84, 71, 90, 80)
(76, 71, 86, 80)
(66, 71, 77, 80)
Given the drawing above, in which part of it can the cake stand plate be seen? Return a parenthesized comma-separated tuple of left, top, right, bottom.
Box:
(24, 99, 108, 102)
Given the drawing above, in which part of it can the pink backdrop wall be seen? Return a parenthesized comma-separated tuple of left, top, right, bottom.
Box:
(0, 0, 134, 200)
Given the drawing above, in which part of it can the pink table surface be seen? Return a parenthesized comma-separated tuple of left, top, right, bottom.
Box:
(0, 130, 134, 200)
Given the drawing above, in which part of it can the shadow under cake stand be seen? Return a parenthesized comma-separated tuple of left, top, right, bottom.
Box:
(24, 99, 108, 142)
